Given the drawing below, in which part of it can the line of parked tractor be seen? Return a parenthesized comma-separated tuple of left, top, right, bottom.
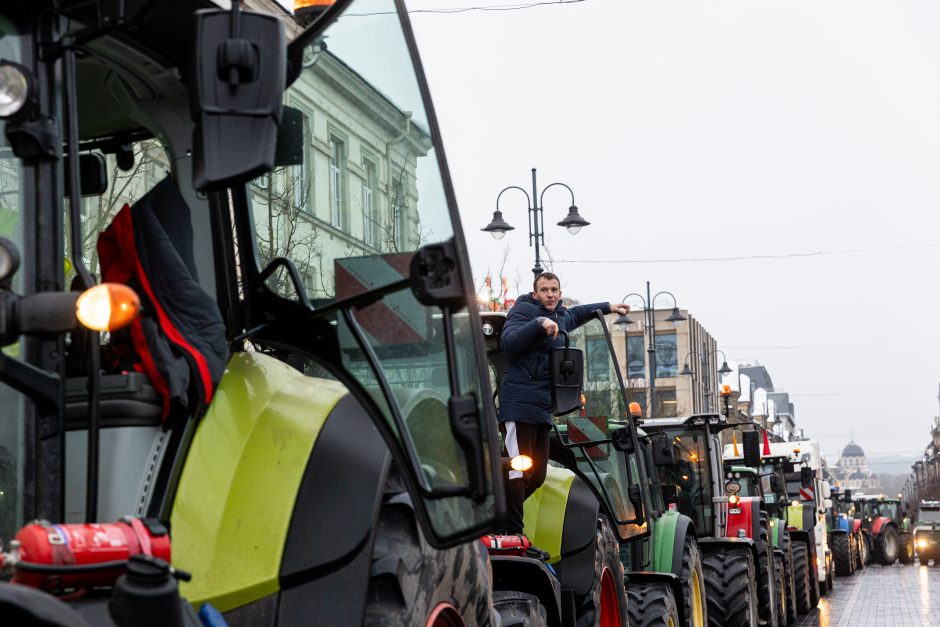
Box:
(479, 311, 936, 627)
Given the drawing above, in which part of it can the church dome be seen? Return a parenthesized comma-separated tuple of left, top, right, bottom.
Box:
(842, 441, 865, 457)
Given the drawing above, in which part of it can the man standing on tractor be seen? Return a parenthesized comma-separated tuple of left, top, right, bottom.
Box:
(498, 272, 629, 538)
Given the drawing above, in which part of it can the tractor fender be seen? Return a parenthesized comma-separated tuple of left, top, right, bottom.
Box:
(490, 555, 563, 627)
(697, 536, 760, 570)
(651, 510, 696, 576)
(625, 570, 686, 626)
(872, 517, 893, 536)
(852, 519, 862, 534)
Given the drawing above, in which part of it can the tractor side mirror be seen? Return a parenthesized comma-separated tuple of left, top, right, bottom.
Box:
(823, 498, 833, 510)
(800, 467, 813, 489)
(549, 331, 583, 416)
(612, 428, 634, 453)
(651, 432, 676, 467)
(65, 153, 108, 196)
(742, 430, 760, 468)
(843, 489, 852, 500)
(192, 6, 285, 190)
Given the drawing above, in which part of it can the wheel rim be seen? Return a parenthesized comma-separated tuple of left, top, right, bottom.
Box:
(426, 603, 464, 627)
(690, 565, 705, 627)
(885, 533, 897, 558)
(599, 567, 621, 627)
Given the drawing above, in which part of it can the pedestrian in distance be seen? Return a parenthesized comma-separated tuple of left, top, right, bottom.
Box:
(497, 271, 629, 540)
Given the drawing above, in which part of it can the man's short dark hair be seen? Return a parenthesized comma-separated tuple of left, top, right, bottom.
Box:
(533, 272, 561, 292)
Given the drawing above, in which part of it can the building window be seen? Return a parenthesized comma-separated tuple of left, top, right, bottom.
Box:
(654, 389, 677, 418)
(626, 335, 645, 379)
(362, 157, 378, 247)
(655, 332, 677, 378)
(292, 108, 313, 212)
(391, 178, 407, 250)
(329, 134, 347, 229)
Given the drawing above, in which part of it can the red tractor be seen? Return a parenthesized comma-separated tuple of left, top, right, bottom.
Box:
(856, 496, 914, 565)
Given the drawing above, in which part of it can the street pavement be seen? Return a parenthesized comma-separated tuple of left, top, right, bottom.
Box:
(794, 562, 940, 626)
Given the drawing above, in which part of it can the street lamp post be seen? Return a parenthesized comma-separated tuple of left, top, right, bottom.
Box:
(680, 347, 732, 412)
(482, 167, 591, 278)
(612, 282, 686, 418)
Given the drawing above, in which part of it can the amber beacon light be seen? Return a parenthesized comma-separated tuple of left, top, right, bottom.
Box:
(76, 283, 141, 331)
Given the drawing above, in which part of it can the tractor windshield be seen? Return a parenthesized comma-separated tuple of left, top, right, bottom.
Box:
(247, 0, 497, 540)
(562, 316, 648, 540)
(0, 19, 28, 542)
(919, 509, 940, 523)
(658, 426, 714, 536)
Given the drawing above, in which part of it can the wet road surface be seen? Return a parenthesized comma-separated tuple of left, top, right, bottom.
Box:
(794, 562, 940, 626)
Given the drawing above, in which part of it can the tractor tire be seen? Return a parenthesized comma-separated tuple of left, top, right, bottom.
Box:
(773, 554, 786, 627)
(833, 533, 853, 576)
(877, 526, 899, 565)
(575, 516, 629, 627)
(627, 581, 681, 627)
(755, 514, 775, 626)
(678, 535, 707, 627)
(702, 549, 758, 627)
(860, 533, 871, 567)
(919, 555, 929, 567)
(898, 534, 915, 565)
(492, 591, 548, 627)
(779, 531, 796, 626)
(848, 532, 859, 573)
(791, 542, 811, 615)
(807, 547, 819, 610)
(363, 471, 498, 627)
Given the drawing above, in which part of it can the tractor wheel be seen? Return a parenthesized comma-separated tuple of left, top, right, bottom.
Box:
(833, 534, 852, 576)
(790, 542, 811, 615)
(807, 547, 819, 609)
(363, 470, 498, 627)
(860, 533, 871, 567)
(755, 514, 775, 626)
(773, 554, 786, 627)
(779, 532, 796, 625)
(877, 526, 899, 565)
(492, 591, 548, 627)
(702, 549, 758, 627)
(574, 516, 628, 627)
(919, 555, 929, 567)
(848, 532, 858, 573)
(898, 534, 915, 565)
(678, 535, 707, 627)
(627, 581, 680, 627)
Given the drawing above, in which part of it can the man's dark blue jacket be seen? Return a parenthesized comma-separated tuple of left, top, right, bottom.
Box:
(498, 294, 611, 426)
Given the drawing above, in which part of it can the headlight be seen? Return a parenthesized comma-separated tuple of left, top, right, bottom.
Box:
(0, 62, 32, 119)
(917, 538, 928, 549)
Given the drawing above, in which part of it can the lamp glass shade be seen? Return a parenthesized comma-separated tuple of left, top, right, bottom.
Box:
(482, 209, 514, 235)
(666, 307, 687, 324)
(612, 313, 635, 327)
(489, 230, 505, 240)
(557, 205, 590, 233)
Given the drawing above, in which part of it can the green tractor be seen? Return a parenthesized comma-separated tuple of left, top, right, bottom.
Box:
(0, 0, 517, 625)
(482, 311, 709, 626)
(640, 414, 772, 627)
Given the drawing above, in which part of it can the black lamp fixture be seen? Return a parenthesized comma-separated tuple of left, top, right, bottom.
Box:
(483, 168, 589, 277)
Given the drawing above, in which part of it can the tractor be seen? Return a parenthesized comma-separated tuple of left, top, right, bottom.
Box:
(0, 0, 520, 625)
(856, 495, 915, 565)
(482, 310, 709, 626)
(914, 500, 940, 566)
(722, 435, 804, 625)
(640, 413, 771, 627)
(827, 486, 866, 575)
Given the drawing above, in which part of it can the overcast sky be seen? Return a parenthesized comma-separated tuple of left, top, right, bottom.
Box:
(402, 0, 940, 464)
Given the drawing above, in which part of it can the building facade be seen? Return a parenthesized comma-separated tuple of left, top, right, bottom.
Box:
(829, 441, 881, 492)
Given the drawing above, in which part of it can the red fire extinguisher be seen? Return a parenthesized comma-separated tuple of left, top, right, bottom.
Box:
(1, 517, 172, 591)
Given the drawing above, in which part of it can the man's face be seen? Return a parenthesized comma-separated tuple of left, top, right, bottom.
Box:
(533, 278, 561, 311)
